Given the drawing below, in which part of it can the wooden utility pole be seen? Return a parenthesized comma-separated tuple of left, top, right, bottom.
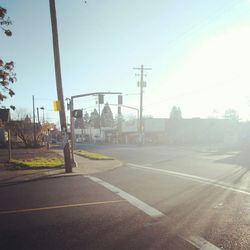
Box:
(49, 0, 72, 173)
(133, 65, 151, 144)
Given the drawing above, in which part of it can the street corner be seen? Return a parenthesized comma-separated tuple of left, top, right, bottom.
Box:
(73, 154, 124, 175)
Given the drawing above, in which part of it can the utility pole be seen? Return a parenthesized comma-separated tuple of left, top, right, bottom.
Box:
(37, 107, 40, 124)
(98, 100, 101, 136)
(8, 128, 11, 162)
(32, 95, 36, 146)
(49, 0, 72, 173)
(133, 64, 151, 144)
(40, 107, 45, 124)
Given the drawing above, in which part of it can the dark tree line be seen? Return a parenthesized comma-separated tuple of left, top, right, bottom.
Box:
(75, 103, 114, 129)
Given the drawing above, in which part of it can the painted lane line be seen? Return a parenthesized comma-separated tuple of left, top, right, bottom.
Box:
(86, 175, 164, 218)
(0, 200, 125, 215)
(185, 235, 221, 250)
(128, 163, 250, 196)
(87, 175, 220, 250)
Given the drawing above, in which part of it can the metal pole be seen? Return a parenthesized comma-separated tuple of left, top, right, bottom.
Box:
(37, 107, 40, 124)
(98, 101, 101, 137)
(70, 98, 75, 163)
(8, 129, 11, 162)
(47, 129, 50, 149)
(49, 0, 72, 173)
(139, 64, 144, 144)
(32, 95, 36, 146)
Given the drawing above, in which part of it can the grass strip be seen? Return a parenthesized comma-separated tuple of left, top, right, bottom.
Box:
(74, 150, 113, 160)
(11, 157, 64, 169)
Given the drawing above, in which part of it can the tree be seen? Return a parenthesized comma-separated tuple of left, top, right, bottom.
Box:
(74, 117, 84, 129)
(0, 7, 12, 36)
(0, 6, 16, 108)
(101, 103, 114, 127)
(83, 112, 90, 126)
(224, 109, 239, 121)
(89, 109, 100, 128)
(12, 108, 29, 120)
(8, 117, 42, 147)
(170, 106, 182, 120)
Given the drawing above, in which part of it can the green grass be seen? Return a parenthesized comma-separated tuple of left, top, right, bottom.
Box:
(11, 157, 64, 169)
(74, 150, 113, 160)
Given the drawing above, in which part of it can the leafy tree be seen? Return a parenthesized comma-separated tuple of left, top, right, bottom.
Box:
(0, 6, 16, 108)
(89, 109, 100, 128)
(0, 6, 12, 36)
(224, 109, 239, 121)
(170, 106, 182, 120)
(101, 103, 114, 127)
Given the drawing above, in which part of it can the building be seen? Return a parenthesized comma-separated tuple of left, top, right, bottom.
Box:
(0, 109, 10, 147)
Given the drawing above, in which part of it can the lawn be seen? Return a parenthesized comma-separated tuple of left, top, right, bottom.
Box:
(11, 157, 64, 169)
(74, 150, 113, 160)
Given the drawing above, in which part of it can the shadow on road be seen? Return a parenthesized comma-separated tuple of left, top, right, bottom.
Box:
(210, 149, 250, 170)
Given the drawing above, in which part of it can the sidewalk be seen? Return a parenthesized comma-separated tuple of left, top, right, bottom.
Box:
(0, 149, 123, 185)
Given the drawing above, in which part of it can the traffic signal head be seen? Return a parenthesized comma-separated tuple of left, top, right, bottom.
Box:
(72, 109, 83, 118)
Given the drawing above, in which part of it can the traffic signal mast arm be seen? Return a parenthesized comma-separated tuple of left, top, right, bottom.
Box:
(71, 92, 122, 100)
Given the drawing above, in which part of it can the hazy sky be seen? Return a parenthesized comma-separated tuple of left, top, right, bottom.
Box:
(2, 0, 250, 122)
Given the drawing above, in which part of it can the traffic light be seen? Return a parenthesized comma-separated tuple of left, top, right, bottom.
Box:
(118, 95, 123, 105)
(98, 94, 104, 104)
(72, 109, 83, 118)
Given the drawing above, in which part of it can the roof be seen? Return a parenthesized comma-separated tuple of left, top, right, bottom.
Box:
(0, 109, 10, 123)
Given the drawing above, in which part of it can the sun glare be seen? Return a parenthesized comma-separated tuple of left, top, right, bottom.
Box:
(149, 24, 250, 119)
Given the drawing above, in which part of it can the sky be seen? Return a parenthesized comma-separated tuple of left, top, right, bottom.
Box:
(2, 0, 250, 123)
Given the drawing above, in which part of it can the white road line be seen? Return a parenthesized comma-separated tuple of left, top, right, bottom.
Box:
(86, 175, 164, 218)
(185, 236, 221, 250)
(128, 163, 250, 196)
(86, 175, 220, 250)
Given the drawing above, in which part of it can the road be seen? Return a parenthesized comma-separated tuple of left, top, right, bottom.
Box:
(0, 175, 196, 250)
(76, 144, 250, 250)
(1, 144, 250, 249)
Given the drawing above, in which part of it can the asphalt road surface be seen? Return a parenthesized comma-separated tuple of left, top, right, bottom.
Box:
(76, 144, 250, 250)
(0, 176, 196, 250)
